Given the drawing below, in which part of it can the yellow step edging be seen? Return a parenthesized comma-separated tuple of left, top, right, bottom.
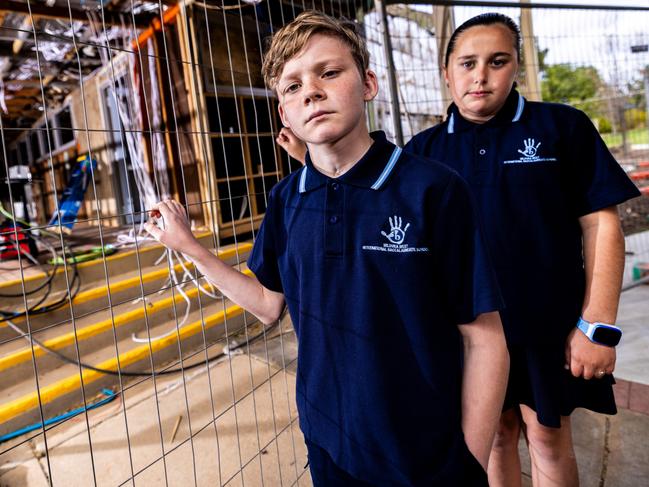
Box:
(65, 243, 252, 305)
(2, 242, 253, 327)
(0, 303, 246, 425)
(0, 269, 253, 373)
(0, 231, 216, 289)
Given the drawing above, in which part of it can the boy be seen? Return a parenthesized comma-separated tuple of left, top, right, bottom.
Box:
(146, 11, 509, 486)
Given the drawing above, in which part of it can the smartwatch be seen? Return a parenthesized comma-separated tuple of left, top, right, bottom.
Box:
(576, 317, 622, 347)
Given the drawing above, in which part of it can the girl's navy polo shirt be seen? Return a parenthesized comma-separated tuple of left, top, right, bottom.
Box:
(248, 131, 502, 486)
(405, 89, 640, 346)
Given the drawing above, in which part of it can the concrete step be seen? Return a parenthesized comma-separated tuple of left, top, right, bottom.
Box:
(0, 296, 258, 437)
(0, 241, 252, 341)
(0, 231, 220, 300)
(0, 266, 252, 379)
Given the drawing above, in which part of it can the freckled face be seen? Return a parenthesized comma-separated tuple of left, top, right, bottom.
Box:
(276, 34, 377, 146)
(444, 24, 519, 123)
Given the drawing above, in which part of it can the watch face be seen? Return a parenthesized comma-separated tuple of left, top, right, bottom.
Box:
(592, 326, 622, 346)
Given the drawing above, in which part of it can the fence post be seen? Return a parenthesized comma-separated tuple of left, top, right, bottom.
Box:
(520, 0, 542, 101)
(376, 0, 404, 147)
(644, 69, 649, 148)
(433, 5, 455, 108)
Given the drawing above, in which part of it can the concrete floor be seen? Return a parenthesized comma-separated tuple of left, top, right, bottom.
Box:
(615, 285, 649, 386)
(0, 351, 310, 487)
(1, 234, 648, 486)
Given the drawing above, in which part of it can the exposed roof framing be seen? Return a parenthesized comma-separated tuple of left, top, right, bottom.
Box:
(0, 1, 171, 141)
(1, 1, 158, 28)
(390, 0, 649, 11)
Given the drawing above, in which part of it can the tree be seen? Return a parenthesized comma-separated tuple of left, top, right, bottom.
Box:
(541, 64, 602, 104)
(627, 64, 649, 109)
(541, 64, 605, 123)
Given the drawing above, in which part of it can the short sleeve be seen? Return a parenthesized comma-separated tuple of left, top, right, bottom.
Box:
(432, 173, 504, 324)
(248, 190, 284, 293)
(566, 109, 640, 216)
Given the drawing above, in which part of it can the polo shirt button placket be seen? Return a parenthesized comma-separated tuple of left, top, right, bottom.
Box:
(324, 181, 344, 257)
(474, 129, 490, 186)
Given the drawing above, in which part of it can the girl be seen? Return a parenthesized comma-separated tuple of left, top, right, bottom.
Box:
(404, 13, 639, 487)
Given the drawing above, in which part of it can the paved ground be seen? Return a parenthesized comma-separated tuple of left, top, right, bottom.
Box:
(0, 351, 310, 487)
(0, 236, 648, 486)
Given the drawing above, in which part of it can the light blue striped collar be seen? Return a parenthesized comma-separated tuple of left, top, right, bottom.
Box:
(512, 92, 525, 122)
(370, 146, 402, 190)
(447, 112, 455, 134)
(447, 92, 525, 133)
(298, 145, 403, 193)
(298, 165, 308, 193)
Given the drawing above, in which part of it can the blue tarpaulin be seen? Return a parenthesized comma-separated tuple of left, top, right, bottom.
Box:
(49, 154, 97, 230)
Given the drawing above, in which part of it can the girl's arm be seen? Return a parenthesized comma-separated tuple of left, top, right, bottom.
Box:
(565, 206, 624, 379)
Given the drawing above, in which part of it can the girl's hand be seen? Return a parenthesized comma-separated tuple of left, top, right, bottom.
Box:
(564, 327, 616, 380)
(144, 200, 202, 257)
(276, 127, 307, 165)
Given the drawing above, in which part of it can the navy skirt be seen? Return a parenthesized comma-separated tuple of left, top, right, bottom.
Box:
(503, 343, 617, 427)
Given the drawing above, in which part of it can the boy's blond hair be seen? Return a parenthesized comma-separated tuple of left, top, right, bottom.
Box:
(262, 11, 369, 90)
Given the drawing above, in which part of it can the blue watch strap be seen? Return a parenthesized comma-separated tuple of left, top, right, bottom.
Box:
(576, 317, 622, 346)
(576, 317, 591, 336)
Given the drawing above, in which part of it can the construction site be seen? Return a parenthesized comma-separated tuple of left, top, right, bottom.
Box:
(0, 0, 648, 486)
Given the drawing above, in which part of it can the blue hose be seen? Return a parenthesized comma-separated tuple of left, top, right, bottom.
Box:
(0, 389, 117, 443)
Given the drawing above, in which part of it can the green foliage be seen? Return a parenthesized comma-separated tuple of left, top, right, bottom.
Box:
(541, 64, 602, 103)
(541, 64, 604, 121)
(601, 127, 649, 148)
(625, 108, 648, 130)
(596, 117, 613, 134)
(627, 65, 649, 109)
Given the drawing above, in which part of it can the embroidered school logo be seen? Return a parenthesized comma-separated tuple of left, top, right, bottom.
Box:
(518, 138, 540, 158)
(362, 215, 429, 253)
(381, 215, 409, 244)
(503, 137, 557, 164)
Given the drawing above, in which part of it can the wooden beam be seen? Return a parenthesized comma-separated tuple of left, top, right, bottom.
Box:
(386, 4, 434, 31)
(12, 15, 32, 55)
(132, 3, 180, 50)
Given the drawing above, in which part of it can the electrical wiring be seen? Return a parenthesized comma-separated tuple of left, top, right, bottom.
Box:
(130, 249, 221, 343)
(0, 262, 81, 324)
(0, 234, 61, 298)
(131, 249, 193, 343)
(0, 200, 99, 323)
(0, 234, 82, 324)
(5, 316, 280, 378)
(174, 249, 222, 299)
(0, 389, 117, 444)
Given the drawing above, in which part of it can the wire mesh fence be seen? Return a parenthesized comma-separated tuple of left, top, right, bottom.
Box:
(0, 1, 647, 486)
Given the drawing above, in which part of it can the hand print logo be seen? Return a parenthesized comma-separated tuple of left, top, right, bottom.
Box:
(517, 138, 541, 158)
(381, 215, 410, 244)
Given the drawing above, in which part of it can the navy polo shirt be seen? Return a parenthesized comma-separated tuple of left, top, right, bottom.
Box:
(248, 131, 502, 485)
(406, 89, 640, 346)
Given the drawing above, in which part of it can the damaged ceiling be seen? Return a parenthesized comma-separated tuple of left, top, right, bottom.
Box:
(0, 0, 164, 143)
(0, 0, 349, 146)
